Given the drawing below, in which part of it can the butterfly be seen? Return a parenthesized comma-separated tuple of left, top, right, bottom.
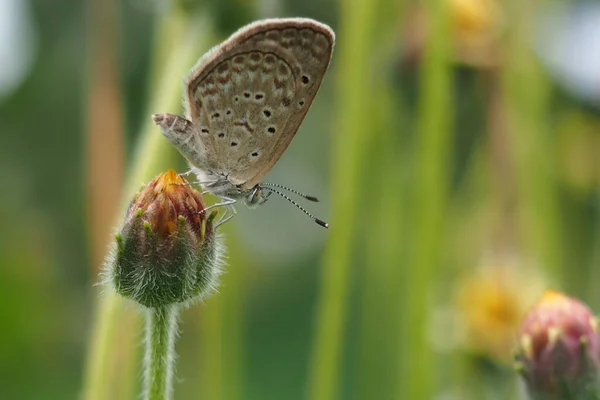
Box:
(153, 18, 334, 228)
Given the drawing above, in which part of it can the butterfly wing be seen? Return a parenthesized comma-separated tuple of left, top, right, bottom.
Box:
(184, 18, 335, 188)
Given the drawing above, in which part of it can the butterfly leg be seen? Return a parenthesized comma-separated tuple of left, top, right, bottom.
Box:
(215, 204, 237, 229)
(201, 198, 237, 228)
(203, 198, 236, 213)
(200, 182, 221, 196)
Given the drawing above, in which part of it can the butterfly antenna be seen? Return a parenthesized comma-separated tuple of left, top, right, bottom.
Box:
(262, 187, 329, 229)
(261, 182, 319, 202)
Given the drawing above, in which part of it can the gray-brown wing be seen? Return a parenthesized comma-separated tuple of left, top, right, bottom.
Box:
(184, 18, 335, 188)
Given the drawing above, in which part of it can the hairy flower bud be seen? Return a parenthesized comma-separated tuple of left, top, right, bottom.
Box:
(515, 291, 600, 399)
(106, 170, 223, 308)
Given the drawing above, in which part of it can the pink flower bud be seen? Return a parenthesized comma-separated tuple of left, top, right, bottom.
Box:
(516, 291, 600, 399)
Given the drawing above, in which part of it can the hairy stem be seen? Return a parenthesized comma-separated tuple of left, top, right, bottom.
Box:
(144, 305, 180, 400)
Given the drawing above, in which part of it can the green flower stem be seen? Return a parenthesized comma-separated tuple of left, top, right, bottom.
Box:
(144, 306, 180, 400)
(82, 8, 214, 400)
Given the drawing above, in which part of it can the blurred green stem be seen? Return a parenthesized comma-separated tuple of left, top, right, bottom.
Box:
(307, 1, 378, 399)
(590, 193, 600, 308)
(358, 89, 405, 399)
(355, 4, 405, 396)
(503, 0, 562, 283)
(404, 0, 452, 398)
(82, 8, 212, 400)
(198, 228, 246, 400)
(144, 306, 179, 400)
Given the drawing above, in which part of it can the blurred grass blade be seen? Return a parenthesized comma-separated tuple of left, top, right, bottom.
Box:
(306, 1, 379, 399)
(354, 1, 406, 396)
(83, 0, 130, 394)
(357, 80, 406, 399)
(198, 230, 249, 400)
(501, 1, 563, 285)
(403, 0, 452, 398)
(85, 0, 124, 275)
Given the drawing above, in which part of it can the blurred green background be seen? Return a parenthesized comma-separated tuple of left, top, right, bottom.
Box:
(1, 0, 600, 399)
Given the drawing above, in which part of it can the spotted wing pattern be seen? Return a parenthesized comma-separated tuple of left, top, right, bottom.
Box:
(184, 19, 335, 188)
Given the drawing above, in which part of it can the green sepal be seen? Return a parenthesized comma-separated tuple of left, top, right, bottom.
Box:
(110, 214, 220, 308)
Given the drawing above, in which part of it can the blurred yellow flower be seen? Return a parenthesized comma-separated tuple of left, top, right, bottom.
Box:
(450, 0, 504, 67)
(402, 0, 504, 67)
(450, 0, 503, 45)
(453, 263, 545, 363)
